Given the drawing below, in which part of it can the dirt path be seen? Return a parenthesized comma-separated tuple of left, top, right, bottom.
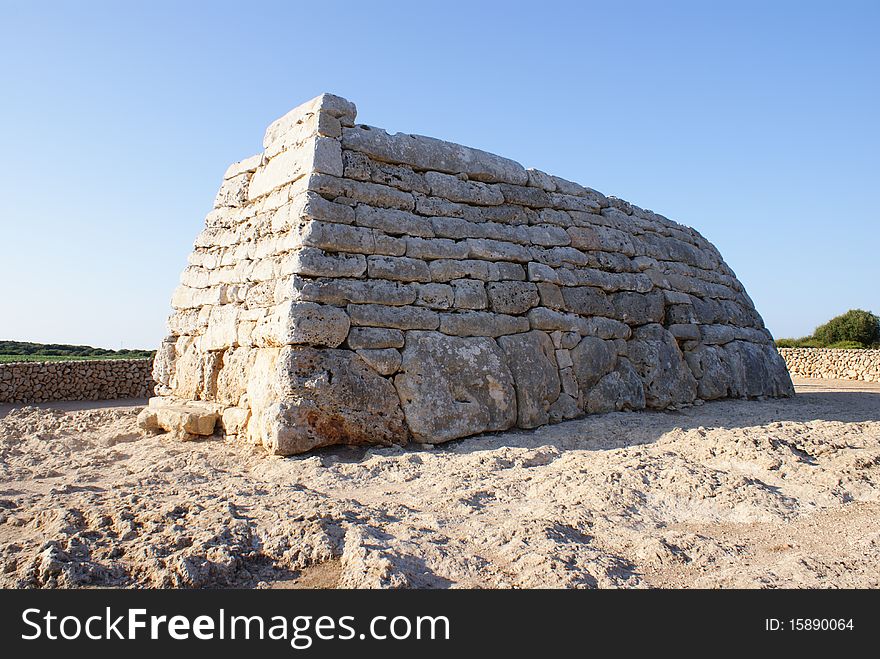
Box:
(1, 377, 878, 588)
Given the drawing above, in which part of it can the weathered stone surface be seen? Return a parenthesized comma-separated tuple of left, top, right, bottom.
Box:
(394, 332, 516, 442)
(138, 397, 220, 439)
(357, 348, 402, 376)
(628, 324, 698, 408)
(416, 283, 454, 309)
(439, 311, 530, 337)
(610, 291, 665, 326)
(562, 286, 613, 317)
(452, 279, 488, 309)
(498, 331, 560, 428)
(347, 303, 440, 330)
(355, 205, 433, 237)
(281, 248, 366, 278)
(342, 126, 528, 185)
(406, 236, 470, 260)
(571, 336, 618, 390)
(584, 358, 646, 414)
(253, 302, 350, 348)
(295, 277, 417, 306)
(346, 327, 405, 350)
(429, 259, 500, 282)
(367, 255, 431, 283)
(343, 150, 429, 193)
(147, 92, 792, 454)
(260, 347, 408, 454)
(425, 171, 504, 206)
(486, 281, 539, 315)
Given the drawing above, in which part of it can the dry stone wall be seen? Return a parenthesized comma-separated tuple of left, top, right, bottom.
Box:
(0, 359, 154, 404)
(779, 348, 880, 382)
(141, 93, 793, 453)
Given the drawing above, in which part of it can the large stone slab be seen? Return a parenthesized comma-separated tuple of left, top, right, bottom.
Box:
(394, 331, 516, 442)
(258, 347, 409, 454)
(498, 331, 560, 428)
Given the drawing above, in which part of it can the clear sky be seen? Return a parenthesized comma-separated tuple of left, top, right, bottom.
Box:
(1, 0, 877, 349)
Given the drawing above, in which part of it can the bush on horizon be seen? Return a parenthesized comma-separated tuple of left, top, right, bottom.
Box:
(776, 309, 880, 349)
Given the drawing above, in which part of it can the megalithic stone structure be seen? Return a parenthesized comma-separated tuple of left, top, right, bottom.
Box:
(138, 93, 794, 454)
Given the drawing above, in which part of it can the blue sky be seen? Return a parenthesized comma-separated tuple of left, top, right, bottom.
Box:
(1, 0, 877, 349)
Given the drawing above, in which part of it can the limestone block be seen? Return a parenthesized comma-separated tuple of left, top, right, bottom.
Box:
(548, 393, 580, 422)
(527, 307, 589, 334)
(138, 397, 221, 438)
(356, 348, 402, 376)
(498, 331, 560, 428)
(571, 336, 618, 390)
(498, 182, 551, 207)
(263, 93, 356, 151)
(429, 259, 501, 282)
(223, 154, 262, 181)
(393, 331, 516, 442)
(367, 255, 431, 283)
(221, 406, 251, 435)
(550, 192, 602, 213)
(684, 345, 731, 400)
(526, 168, 557, 191)
(299, 221, 377, 254)
(346, 327, 405, 350)
(527, 224, 571, 246)
(416, 283, 454, 309)
(536, 282, 566, 310)
(405, 236, 470, 260)
(627, 324, 698, 408)
(439, 311, 530, 337)
(343, 150, 430, 193)
(249, 137, 343, 201)
(579, 316, 632, 340)
(308, 173, 415, 211)
(610, 291, 665, 326)
(452, 279, 488, 310)
(347, 303, 440, 330)
(260, 347, 408, 455)
(562, 286, 613, 317)
(203, 304, 240, 350)
(700, 324, 737, 345)
(424, 171, 504, 206)
(584, 358, 646, 414)
(295, 277, 417, 306)
(466, 238, 532, 263)
(527, 262, 560, 283)
(253, 302, 350, 348)
(355, 204, 433, 237)
(214, 172, 251, 208)
(342, 126, 528, 185)
(287, 191, 356, 227)
(280, 248, 366, 278)
(668, 323, 701, 341)
(486, 281, 540, 315)
(496, 262, 526, 281)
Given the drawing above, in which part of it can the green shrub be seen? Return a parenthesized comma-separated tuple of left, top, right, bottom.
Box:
(813, 309, 880, 348)
(825, 340, 867, 349)
(775, 337, 822, 348)
(776, 309, 879, 349)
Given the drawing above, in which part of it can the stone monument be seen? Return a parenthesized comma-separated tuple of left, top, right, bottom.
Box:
(138, 93, 793, 454)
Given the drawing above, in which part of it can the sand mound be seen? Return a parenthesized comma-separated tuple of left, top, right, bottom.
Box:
(1, 378, 878, 588)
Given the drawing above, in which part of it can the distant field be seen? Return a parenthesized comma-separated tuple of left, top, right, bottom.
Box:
(0, 340, 154, 364)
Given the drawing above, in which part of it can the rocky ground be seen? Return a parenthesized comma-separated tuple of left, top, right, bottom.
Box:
(0, 377, 878, 589)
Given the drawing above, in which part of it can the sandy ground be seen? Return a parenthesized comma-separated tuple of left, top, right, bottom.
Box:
(1, 377, 878, 589)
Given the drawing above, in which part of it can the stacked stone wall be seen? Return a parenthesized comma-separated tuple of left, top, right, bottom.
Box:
(779, 348, 880, 382)
(0, 359, 154, 404)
